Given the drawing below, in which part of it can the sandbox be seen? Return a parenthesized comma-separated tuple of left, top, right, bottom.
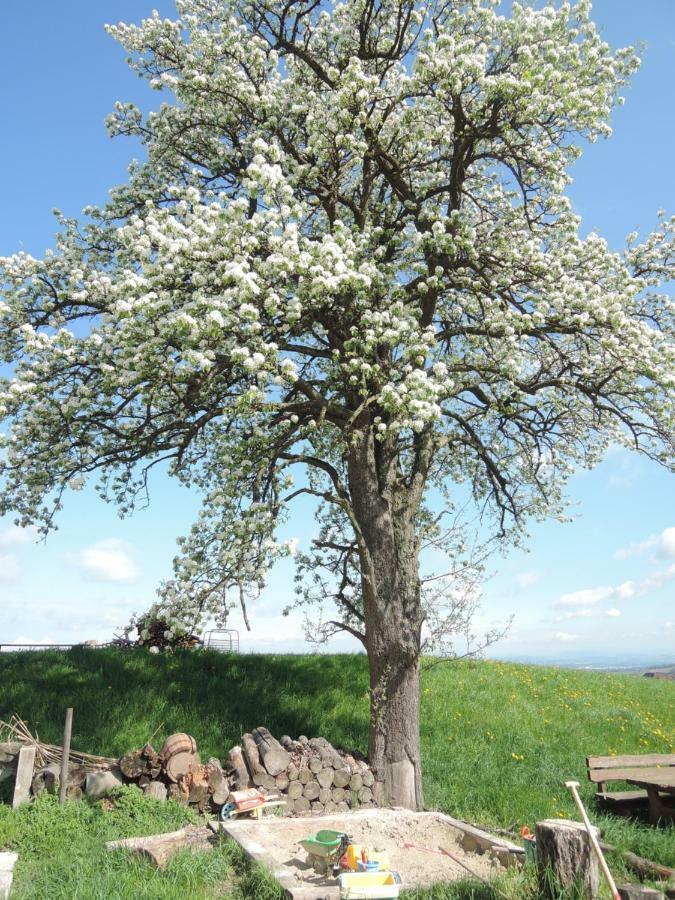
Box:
(213, 807, 523, 898)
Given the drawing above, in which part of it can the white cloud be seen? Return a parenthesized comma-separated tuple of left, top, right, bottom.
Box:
(0, 525, 38, 549)
(605, 608, 621, 618)
(556, 586, 615, 608)
(555, 566, 675, 610)
(660, 527, 675, 559)
(556, 608, 593, 621)
(0, 553, 21, 582)
(554, 631, 580, 642)
(615, 526, 675, 560)
(69, 539, 140, 583)
(514, 571, 540, 590)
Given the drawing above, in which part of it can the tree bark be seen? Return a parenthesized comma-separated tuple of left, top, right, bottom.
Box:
(347, 429, 425, 810)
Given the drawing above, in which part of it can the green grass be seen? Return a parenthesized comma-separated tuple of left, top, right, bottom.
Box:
(0, 648, 673, 898)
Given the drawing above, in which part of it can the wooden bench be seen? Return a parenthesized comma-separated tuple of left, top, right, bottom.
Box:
(586, 754, 675, 814)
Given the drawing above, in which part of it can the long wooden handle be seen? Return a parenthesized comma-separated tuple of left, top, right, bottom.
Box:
(58, 707, 73, 806)
(565, 781, 620, 900)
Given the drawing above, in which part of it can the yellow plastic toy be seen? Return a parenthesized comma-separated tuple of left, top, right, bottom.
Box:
(338, 870, 400, 899)
(344, 845, 390, 872)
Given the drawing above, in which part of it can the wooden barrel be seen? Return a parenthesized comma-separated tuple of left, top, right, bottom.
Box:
(160, 733, 197, 760)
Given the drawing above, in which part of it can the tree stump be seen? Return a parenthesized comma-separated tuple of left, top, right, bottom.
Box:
(536, 819, 600, 899)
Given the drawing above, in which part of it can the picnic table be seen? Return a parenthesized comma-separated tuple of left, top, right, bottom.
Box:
(623, 768, 675, 824)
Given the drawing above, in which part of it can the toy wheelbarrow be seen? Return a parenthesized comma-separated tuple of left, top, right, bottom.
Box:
(300, 830, 351, 875)
(221, 789, 286, 820)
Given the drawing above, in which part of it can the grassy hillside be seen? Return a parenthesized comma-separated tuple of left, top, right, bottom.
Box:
(0, 649, 673, 897)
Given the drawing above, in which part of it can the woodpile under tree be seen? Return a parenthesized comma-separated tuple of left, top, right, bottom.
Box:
(12, 725, 378, 817)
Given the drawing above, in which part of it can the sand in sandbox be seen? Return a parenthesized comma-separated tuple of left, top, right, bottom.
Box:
(224, 809, 499, 891)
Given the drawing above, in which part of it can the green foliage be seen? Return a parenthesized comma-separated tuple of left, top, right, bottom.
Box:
(0, 649, 673, 898)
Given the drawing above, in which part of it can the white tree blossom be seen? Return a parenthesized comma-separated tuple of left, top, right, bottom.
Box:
(1, 0, 673, 808)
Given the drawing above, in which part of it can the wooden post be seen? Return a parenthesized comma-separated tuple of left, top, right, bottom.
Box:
(11, 745, 36, 809)
(59, 707, 73, 805)
(536, 819, 600, 899)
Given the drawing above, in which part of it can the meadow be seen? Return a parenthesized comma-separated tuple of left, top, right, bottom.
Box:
(0, 648, 673, 898)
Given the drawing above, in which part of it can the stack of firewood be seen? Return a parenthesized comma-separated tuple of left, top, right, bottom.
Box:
(116, 734, 228, 812)
(24, 725, 377, 816)
(227, 727, 377, 815)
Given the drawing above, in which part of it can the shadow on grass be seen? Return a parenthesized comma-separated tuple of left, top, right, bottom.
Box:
(0, 647, 370, 758)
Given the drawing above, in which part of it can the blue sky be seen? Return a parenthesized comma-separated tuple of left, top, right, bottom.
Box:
(0, 1, 673, 663)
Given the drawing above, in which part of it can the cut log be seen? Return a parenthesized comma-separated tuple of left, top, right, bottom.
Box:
(348, 773, 363, 792)
(167, 783, 188, 805)
(12, 745, 36, 808)
(287, 763, 299, 781)
(293, 797, 311, 814)
(287, 781, 304, 800)
(311, 801, 324, 813)
(332, 787, 345, 803)
(159, 734, 197, 760)
(165, 751, 200, 783)
(298, 766, 312, 785)
(31, 763, 61, 796)
(188, 783, 209, 805)
(253, 772, 276, 789)
(319, 788, 332, 805)
(303, 781, 320, 801)
(316, 768, 334, 789)
(251, 727, 291, 777)
(309, 758, 323, 774)
(119, 750, 149, 780)
(279, 735, 294, 750)
(536, 819, 599, 900)
(361, 771, 375, 788)
(67, 764, 88, 788)
(332, 768, 350, 788)
(336, 800, 349, 812)
(106, 826, 213, 868)
(275, 773, 289, 791)
(618, 888, 665, 900)
(144, 781, 167, 803)
(357, 787, 373, 804)
(324, 801, 337, 814)
(206, 759, 225, 790)
(241, 733, 266, 781)
(85, 769, 123, 800)
(227, 746, 251, 791)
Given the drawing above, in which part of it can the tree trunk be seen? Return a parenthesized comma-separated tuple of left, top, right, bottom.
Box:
(347, 429, 425, 810)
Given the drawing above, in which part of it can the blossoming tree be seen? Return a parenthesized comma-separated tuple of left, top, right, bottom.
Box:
(1, 0, 673, 808)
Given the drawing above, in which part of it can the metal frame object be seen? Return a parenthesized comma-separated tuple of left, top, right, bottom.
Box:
(203, 629, 240, 653)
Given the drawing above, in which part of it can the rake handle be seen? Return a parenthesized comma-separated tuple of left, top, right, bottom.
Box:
(565, 780, 621, 900)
